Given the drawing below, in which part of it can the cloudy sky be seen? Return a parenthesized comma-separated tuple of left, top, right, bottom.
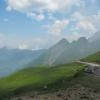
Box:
(0, 0, 100, 50)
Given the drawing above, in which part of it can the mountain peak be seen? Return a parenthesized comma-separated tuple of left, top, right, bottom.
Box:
(50, 38, 69, 50)
(78, 37, 88, 42)
(89, 31, 100, 42)
(76, 37, 88, 45)
(58, 38, 69, 44)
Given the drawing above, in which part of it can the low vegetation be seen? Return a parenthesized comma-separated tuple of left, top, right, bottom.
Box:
(82, 52, 100, 64)
(0, 63, 85, 99)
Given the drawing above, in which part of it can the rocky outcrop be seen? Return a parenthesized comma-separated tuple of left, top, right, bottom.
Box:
(85, 65, 100, 76)
(77, 61, 100, 76)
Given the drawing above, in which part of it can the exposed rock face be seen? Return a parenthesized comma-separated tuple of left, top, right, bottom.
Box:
(85, 66, 100, 76)
(78, 61, 100, 76)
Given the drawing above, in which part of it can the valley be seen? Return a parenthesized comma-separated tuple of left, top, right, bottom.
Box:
(0, 31, 100, 78)
(0, 52, 100, 100)
(0, 1, 100, 99)
(0, 32, 100, 100)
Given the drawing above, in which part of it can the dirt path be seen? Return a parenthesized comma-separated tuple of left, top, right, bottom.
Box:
(77, 61, 100, 67)
(77, 61, 100, 76)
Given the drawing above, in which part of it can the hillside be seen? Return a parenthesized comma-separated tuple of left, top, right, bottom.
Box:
(0, 63, 85, 99)
(0, 48, 45, 77)
(0, 52, 100, 100)
(30, 31, 100, 66)
(32, 31, 100, 66)
(82, 52, 100, 64)
(33, 37, 93, 66)
(1, 30, 100, 78)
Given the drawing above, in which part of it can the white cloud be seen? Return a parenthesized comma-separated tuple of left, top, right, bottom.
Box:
(6, 0, 82, 20)
(48, 13, 56, 20)
(4, 0, 100, 49)
(6, 0, 31, 12)
(71, 11, 84, 21)
(18, 43, 29, 50)
(7, 0, 81, 12)
(77, 19, 96, 33)
(27, 13, 45, 21)
(40, 19, 70, 45)
(71, 11, 99, 38)
(92, 11, 100, 29)
(65, 32, 82, 42)
(49, 19, 69, 37)
(17, 37, 50, 50)
(0, 33, 49, 50)
(36, 14, 45, 21)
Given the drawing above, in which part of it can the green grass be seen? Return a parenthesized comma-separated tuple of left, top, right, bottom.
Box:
(81, 52, 100, 64)
(0, 63, 85, 99)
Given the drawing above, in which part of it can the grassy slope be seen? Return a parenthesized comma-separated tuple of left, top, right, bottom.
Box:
(81, 52, 100, 64)
(0, 63, 85, 99)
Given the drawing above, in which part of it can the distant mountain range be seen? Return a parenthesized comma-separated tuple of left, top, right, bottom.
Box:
(0, 48, 45, 77)
(89, 31, 100, 51)
(89, 31, 100, 42)
(32, 31, 100, 66)
(0, 31, 100, 77)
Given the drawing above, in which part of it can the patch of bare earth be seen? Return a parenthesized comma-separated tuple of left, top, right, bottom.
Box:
(10, 85, 100, 100)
